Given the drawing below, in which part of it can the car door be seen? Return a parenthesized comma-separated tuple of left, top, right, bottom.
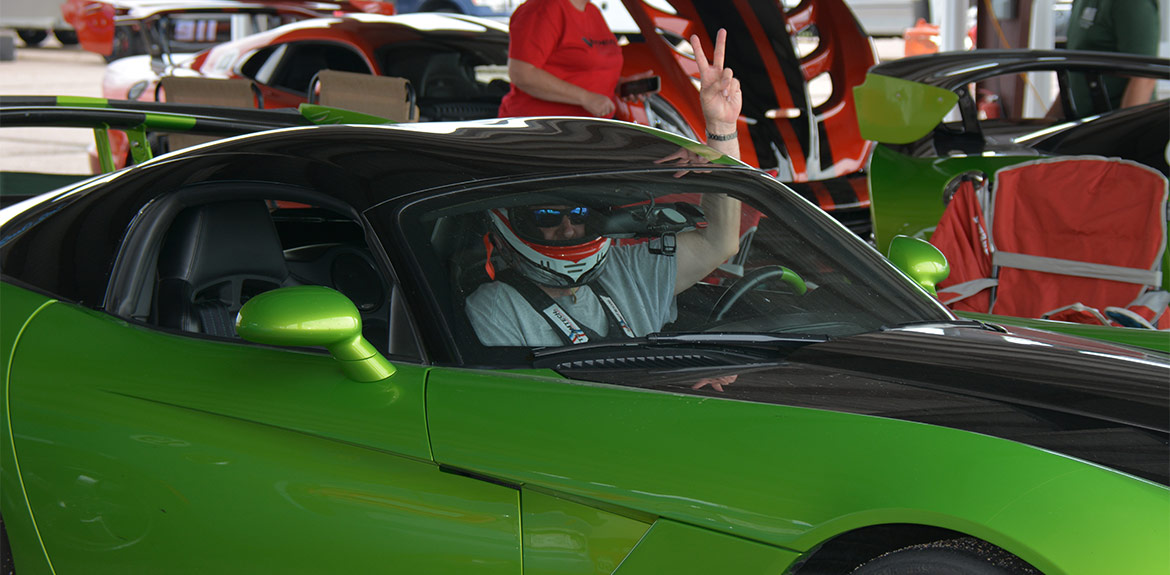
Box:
(5, 191, 521, 573)
(618, 0, 875, 182)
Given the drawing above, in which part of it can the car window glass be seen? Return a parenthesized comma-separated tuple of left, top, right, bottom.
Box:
(241, 44, 283, 82)
(938, 70, 1098, 154)
(159, 12, 312, 54)
(0, 174, 149, 308)
(973, 70, 1060, 122)
(268, 42, 372, 94)
(157, 14, 234, 53)
(149, 198, 416, 360)
(390, 169, 949, 363)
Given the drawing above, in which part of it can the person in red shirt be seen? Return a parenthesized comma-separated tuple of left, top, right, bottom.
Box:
(499, 0, 642, 118)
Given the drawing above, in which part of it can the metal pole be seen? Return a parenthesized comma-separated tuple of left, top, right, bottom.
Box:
(1024, 0, 1054, 116)
(939, 0, 968, 52)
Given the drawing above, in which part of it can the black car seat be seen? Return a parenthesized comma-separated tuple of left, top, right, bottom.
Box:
(419, 52, 475, 99)
(433, 213, 499, 297)
(155, 200, 289, 337)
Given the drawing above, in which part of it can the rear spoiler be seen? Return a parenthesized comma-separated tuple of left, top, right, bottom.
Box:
(852, 74, 957, 145)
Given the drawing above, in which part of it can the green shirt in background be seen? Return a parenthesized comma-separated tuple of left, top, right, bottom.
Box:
(1066, 0, 1160, 115)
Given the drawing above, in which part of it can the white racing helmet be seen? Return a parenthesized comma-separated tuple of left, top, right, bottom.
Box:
(487, 207, 612, 287)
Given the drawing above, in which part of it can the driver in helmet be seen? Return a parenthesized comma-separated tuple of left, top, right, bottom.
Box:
(466, 30, 743, 347)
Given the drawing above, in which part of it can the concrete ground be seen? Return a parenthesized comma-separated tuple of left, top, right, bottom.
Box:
(0, 38, 106, 177)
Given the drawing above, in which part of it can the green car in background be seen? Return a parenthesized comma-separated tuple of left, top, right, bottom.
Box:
(855, 50, 1170, 353)
(1, 100, 1167, 574)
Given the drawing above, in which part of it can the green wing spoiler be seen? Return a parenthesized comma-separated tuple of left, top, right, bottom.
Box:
(853, 74, 958, 144)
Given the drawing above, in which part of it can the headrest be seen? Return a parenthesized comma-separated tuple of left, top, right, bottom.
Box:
(159, 201, 288, 290)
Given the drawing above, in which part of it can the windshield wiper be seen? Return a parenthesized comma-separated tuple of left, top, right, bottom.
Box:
(645, 332, 830, 346)
(883, 319, 1006, 332)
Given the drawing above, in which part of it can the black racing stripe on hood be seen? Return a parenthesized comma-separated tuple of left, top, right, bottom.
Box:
(791, 331, 1169, 432)
(559, 330, 1169, 485)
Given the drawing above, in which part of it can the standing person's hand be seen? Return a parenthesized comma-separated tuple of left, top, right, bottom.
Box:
(689, 29, 741, 137)
(618, 70, 657, 103)
(583, 91, 616, 117)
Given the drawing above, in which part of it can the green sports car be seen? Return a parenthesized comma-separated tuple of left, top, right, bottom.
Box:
(854, 50, 1170, 353)
(1, 100, 1167, 574)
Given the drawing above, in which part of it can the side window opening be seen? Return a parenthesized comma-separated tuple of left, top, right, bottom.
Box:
(239, 44, 281, 81)
(153, 200, 287, 338)
(269, 43, 371, 95)
(150, 198, 418, 360)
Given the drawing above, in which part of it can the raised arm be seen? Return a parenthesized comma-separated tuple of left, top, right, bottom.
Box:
(675, 29, 743, 294)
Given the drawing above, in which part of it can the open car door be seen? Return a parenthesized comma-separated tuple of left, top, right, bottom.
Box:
(618, 0, 875, 184)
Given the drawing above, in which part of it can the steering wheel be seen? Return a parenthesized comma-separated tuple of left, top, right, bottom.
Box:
(708, 265, 807, 322)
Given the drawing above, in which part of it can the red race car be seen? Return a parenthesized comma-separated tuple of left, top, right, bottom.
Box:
(99, 13, 510, 166)
(62, 0, 395, 61)
(101, 0, 877, 233)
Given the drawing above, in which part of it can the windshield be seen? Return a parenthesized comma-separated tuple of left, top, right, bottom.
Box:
(397, 168, 952, 363)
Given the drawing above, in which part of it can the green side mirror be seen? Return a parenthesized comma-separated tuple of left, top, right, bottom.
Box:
(887, 235, 949, 296)
(853, 74, 958, 144)
(237, 285, 396, 382)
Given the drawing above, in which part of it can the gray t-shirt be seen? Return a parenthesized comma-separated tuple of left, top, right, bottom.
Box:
(466, 242, 678, 346)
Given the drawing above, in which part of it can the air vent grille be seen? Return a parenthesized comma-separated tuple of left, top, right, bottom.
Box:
(557, 354, 733, 370)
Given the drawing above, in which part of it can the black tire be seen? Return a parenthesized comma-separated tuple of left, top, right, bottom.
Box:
(15, 29, 47, 46)
(54, 29, 79, 45)
(851, 538, 1040, 575)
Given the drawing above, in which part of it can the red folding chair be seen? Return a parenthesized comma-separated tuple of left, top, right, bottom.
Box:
(931, 156, 1169, 329)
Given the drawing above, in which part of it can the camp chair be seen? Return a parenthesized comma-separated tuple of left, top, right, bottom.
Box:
(931, 156, 1170, 329)
(308, 70, 418, 123)
(157, 76, 263, 150)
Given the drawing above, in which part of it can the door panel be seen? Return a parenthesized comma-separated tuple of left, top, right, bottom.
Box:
(9, 302, 520, 573)
(521, 489, 650, 574)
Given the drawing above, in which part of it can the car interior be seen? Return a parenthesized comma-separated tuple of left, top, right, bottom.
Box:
(245, 42, 373, 95)
(146, 195, 420, 360)
(417, 179, 876, 355)
(380, 43, 510, 121)
(237, 40, 508, 121)
(155, 200, 289, 338)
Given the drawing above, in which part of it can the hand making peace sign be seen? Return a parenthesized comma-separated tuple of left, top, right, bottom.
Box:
(689, 28, 742, 139)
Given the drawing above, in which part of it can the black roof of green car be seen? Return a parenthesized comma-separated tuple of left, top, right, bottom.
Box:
(868, 49, 1169, 91)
